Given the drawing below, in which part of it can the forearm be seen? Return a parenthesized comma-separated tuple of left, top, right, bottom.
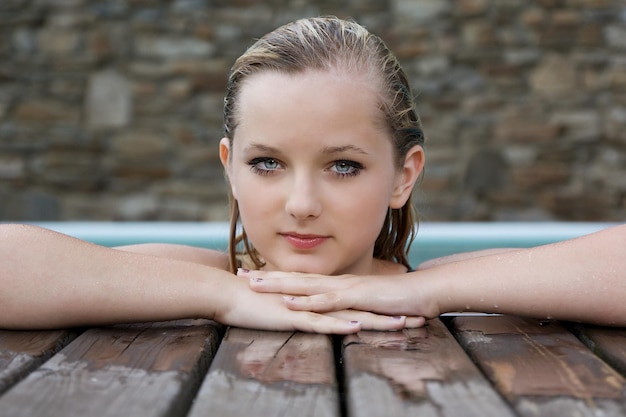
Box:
(422, 225, 626, 325)
(114, 243, 230, 269)
(417, 248, 521, 270)
(0, 224, 233, 329)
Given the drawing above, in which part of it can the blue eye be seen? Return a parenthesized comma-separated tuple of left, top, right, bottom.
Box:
(260, 159, 279, 170)
(331, 160, 362, 177)
(248, 157, 282, 176)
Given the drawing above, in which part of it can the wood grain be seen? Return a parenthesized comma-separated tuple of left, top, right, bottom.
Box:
(0, 329, 78, 395)
(0, 320, 222, 417)
(570, 324, 626, 377)
(188, 327, 339, 417)
(343, 318, 516, 417)
(450, 315, 626, 417)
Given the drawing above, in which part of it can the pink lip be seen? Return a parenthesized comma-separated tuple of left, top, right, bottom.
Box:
(281, 233, 328, 250)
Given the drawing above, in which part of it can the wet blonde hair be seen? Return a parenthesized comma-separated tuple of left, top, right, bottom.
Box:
(223, 16, 425, 272)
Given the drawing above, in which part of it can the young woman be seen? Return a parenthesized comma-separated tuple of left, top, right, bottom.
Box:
(0, 17, 426, 332)
(1, 17, 623, 331)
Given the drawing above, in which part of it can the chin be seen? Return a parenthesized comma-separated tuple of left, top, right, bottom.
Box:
(288, 266, 335, 275)
(264, 252, 365, 275)
(269, 260, 339, 275)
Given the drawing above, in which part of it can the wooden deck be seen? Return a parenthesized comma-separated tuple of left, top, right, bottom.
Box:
(1, 316, 626, 416)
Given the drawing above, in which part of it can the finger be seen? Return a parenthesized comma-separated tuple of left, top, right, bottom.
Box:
(238, 269, 302, 280)
(247, 274, 343, 296)
(405, 316, 427, 328)
(326, 310, 407, 331)
(290, 311, 362, 334)
(283, 291, 353, 312)
(285, 293, 426, 324)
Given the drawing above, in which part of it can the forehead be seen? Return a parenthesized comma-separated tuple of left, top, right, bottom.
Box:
(235, 69, 388, 142)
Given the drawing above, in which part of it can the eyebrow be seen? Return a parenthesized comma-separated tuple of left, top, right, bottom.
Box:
(322, 145, 370, 156)
(243, 143, 371, 156)
(242, 143, 279, 154)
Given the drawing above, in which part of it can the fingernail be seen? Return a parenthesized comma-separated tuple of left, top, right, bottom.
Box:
(349, 321, 361, 326)
(283, 296, 296, 302)
(237, 268, 250, 275)
(250, 277, 263, 283)
(392, 316, 406, 320)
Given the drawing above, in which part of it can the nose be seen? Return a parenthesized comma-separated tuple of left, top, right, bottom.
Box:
(285, 172, 322, 220)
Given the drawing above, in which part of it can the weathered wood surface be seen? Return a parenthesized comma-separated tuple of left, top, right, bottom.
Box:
(342, 318, 516, 417)
(450, 316, 626, 417)
(570, 324, 626, 376)
(3, 316, 626, 417)
(188, 327, 339, 417)
(0, 320, 222, 417)
(0, 329, 78, 395)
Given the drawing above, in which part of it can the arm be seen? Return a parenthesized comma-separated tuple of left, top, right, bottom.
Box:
(0, 224, 397, 333)
(417, 248, 521, 270)
(428, 224, 626, 325)
(249, 224, 626, 326)
(0, 224, 231, 329)
(114, 242, 231, 268)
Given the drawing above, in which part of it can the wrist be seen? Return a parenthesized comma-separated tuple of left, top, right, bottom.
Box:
(416, 266, 458, 317)
(201, 269, 244, 324)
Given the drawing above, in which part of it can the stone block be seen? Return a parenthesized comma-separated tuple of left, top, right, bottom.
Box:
(0, 189, 61, 221)
(605, 25, 626, 50)
(530, 54, 579, 97)
(30, 150, 104, 190)
(13, 99, 81, 124)
(512, 163, 571, 189)
(605, 106, 626, 143)
(494, 122, 562, 143)
(115, 194, 159, 220)
(462, 21, 499, 48)
(85, 70, 131, 129)
(551, 10, 580, 27)
(455, 0, 489, 17)
(109, 129, 171, 159)
(63, 195, 116, 220)
(539, 190, 617, 221)
(520, 8, 546, 27)
(550, 110, 601, 143)
(37, 28, 81, 56)
(0, 154, 25, 179)
(464, 149, 509, 193)
(135, 35, 215, 59)
(110, 164, 171, 180)
(392, 0, 451, 24)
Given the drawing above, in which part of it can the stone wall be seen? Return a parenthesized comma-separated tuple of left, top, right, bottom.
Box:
(0, 0, 624, 222)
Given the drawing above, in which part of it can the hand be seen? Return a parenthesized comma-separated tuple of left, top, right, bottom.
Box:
(241, 269, 432, 327)
(214, 274, 421, 333)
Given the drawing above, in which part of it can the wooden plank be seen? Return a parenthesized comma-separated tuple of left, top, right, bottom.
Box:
(0, 320, 222, 417)
(343, 318, 516, 417)
(0, 329, 78, 395)
(188, 327, 340, 417)
(450, 315, 626, 417)
(569, 324, 626, 376)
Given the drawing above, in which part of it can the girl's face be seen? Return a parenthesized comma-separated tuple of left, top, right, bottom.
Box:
(220, 70, 423, 275)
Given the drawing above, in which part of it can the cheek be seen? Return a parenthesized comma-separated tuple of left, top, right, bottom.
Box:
(334, 181, 392, 223)
(229, 165, 254, 203)
(235, 177, 280, 221)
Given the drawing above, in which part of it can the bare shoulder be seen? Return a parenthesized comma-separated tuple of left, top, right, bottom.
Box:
(0, 223, 51, 237)
(417, 248, 521, 270)
(114, 243, 230, 270)
(0, 223, 77, 245)
(373, 258, 409, 275)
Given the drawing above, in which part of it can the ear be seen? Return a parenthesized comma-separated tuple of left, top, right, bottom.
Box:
(389, 145, 425, 209)
(219, 137, 237, 199)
